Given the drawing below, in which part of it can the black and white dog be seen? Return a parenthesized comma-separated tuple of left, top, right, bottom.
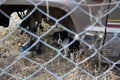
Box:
(53, 31, 82, 61)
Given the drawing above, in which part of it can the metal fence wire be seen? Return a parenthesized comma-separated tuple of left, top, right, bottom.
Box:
(0, 0, 120, 80)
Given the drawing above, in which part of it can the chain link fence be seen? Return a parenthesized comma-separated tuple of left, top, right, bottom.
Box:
(0, 0, 120, 80)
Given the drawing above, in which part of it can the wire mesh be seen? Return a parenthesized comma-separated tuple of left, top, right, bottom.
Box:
(0, 0, 120, 80)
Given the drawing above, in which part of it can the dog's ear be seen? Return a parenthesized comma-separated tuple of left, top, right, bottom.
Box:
(52, 32, 58, 40)
(62, 31, 69, 38)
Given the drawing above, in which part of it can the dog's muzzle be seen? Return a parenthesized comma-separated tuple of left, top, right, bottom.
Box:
(57, 39, 62, 44)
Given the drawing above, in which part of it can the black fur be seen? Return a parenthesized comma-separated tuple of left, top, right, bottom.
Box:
(53, 31, 80, 52)
(20, 37, 42, 55)
(53, 31, 68, 41)
(68, 37, 80, 52)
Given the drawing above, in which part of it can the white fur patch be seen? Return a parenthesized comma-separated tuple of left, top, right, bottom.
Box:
(74, 34, 79, 40)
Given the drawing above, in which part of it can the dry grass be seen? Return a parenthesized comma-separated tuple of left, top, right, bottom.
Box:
(0, 13, 120, 80)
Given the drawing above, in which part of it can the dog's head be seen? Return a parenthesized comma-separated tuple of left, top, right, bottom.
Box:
(53, 31, 68, 44)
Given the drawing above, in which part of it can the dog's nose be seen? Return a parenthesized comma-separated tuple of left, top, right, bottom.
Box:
(58, 39, 62, 44)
